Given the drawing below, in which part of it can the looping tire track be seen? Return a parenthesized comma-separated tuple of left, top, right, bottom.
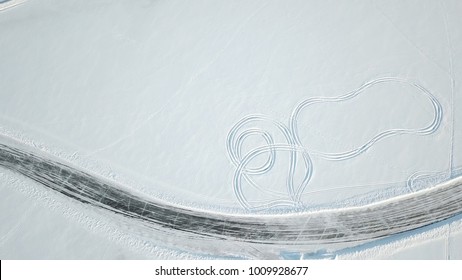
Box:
(1, 139, 461, 258)
(227, 77, 443, 210)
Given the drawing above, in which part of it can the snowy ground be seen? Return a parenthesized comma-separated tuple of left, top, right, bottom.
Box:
(0, 0, 461, 259)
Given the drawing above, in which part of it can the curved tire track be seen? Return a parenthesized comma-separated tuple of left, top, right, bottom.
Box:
(227, 77, 443, 210)
(1, 139, 462, 258)
(0, 0, 27, 12)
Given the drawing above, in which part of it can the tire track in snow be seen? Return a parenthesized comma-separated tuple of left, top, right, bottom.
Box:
(1, 138, 461, 258)
(227, 77, 443, 210)
(0, 0, 27, 12)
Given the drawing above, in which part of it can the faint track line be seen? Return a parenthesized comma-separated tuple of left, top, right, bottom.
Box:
(440, 0, 456, 178)
(373, 1, 452, 78)
(87, 2, 270, 156)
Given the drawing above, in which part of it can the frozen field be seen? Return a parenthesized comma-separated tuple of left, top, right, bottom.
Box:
(0, 0, 461, 259)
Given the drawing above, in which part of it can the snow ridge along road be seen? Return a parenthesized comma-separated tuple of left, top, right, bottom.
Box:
(0, 0, 27, 12)
(0, 135, 461, 258)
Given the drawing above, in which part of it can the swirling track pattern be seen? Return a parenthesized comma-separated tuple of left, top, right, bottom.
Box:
(1, 140, 462, 259)
(227, 77, 443, 210)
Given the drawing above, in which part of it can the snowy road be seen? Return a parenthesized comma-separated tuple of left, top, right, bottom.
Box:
(1, 137, 461, 258)
(1, 0, 461, 259)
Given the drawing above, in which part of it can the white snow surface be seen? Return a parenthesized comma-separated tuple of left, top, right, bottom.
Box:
(0, 0, 461, 259)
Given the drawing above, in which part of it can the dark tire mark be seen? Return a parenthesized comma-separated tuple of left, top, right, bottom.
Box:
(1, 140, 461, 258)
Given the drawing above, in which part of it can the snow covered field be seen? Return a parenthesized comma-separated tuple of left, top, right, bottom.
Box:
(0, 0, 461, 259)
